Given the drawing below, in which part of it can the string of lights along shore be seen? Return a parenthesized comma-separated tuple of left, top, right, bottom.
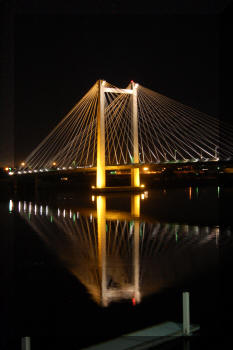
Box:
(16, 80, 233, 188)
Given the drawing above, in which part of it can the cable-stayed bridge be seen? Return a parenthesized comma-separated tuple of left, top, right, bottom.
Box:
(17, 80, 233, 189)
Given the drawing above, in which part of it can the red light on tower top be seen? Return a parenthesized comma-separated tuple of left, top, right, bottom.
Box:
(131, 80, 134, 83)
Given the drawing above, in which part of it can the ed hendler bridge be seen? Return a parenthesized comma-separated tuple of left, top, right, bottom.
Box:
(13, 80, 233, 190)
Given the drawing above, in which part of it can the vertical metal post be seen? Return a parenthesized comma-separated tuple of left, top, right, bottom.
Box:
(21, 337, 31, 350)
(96, 80, 105, 188)
(183, 292, 190, 335)
(131, 82, 140, 187)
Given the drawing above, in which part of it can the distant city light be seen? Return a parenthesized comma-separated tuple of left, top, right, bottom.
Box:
(140, 184, 145, 188)
(143, 167, 149, 171)
(21, 162, 25, 166)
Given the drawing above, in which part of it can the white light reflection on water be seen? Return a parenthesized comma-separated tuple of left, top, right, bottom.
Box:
(9, 199, 13, 212)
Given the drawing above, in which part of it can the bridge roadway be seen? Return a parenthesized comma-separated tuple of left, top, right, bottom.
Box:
(14, 159, 226, 177)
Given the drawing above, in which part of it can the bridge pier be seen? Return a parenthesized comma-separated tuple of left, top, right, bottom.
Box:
(131, 168, 140, 187)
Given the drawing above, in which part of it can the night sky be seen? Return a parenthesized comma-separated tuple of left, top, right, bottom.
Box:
(0, 1, 232, 167)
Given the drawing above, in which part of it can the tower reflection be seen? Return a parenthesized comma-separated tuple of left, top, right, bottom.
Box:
(96, 195, 140, 306)
(14, 194, 218, 307)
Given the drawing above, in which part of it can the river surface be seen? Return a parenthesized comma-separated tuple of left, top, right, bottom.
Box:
(1, 185, 233, 349)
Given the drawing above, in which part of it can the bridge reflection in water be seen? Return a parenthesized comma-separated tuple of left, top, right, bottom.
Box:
(13, 194, 218, 307)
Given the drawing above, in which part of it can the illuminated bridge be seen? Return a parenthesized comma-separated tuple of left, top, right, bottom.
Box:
(15, 80, 233, 189)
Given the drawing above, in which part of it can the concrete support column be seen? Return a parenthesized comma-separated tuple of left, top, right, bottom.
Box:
(21, 337, 31, 350)
(183, 291, 190, 335)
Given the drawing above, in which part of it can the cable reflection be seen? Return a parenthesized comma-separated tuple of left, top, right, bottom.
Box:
(12, 195, 221, 307)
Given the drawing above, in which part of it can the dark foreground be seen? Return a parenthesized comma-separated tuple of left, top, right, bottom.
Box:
(0, 182, 233, 350)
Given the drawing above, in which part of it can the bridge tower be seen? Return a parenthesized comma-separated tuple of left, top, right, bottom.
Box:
(96, 80, 105, 188)
(96, 80, 140, 189)
(131, 81, 140, 187)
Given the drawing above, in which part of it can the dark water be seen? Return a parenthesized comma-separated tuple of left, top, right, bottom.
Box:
(1, 186, 233, 349)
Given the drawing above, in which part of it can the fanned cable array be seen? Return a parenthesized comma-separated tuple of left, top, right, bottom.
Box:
(19, 80, 233, 173)
(20, 81, 99, 172)
(137, 85, 233, 163)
